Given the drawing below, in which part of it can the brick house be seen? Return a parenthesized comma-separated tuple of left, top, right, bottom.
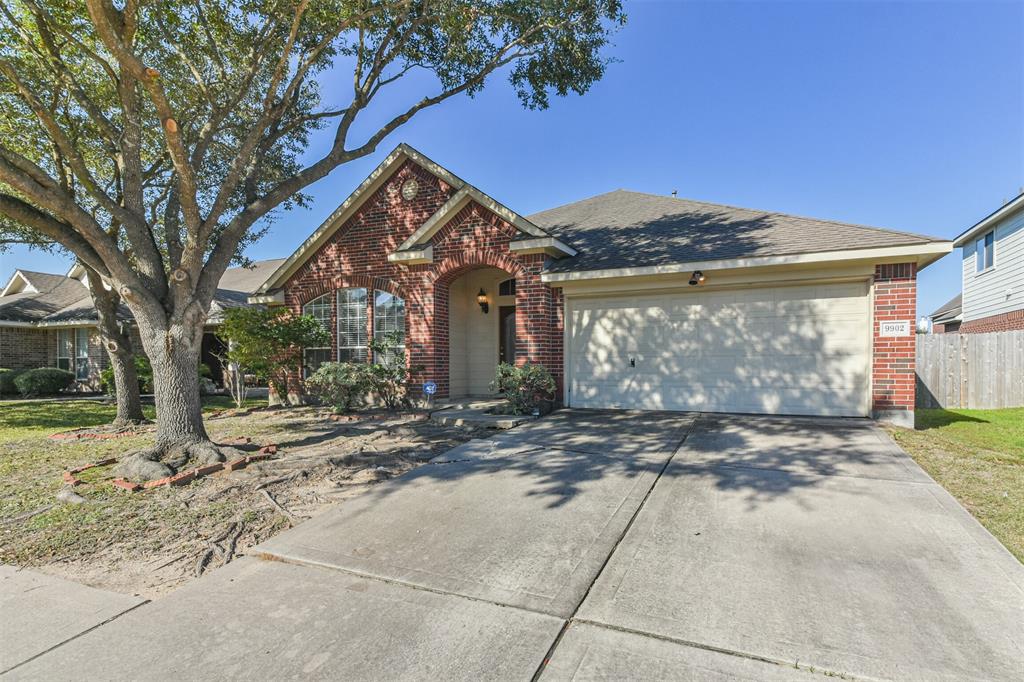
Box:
(0, 260, 283, 391)
(252, 144, 951, 426)
(931, 192, 1024, 334)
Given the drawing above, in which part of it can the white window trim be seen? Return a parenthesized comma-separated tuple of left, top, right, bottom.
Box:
(974, 230, 995, 276)
(56, 329, 72, 372)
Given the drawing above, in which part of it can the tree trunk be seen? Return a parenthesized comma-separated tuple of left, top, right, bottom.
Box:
(140, 318, 209, 448)
(84, 266, 144, 427)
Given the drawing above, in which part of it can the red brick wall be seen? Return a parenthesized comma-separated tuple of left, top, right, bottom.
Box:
(0, 326, 49, 370)
(959, 309, 1024, 333)
(871, 263, 917, 416)
(932, 321, 960, 334)
(283, 160, 564, 399)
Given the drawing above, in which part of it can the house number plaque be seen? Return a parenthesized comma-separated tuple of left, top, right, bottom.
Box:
(879, 320, 911, 337)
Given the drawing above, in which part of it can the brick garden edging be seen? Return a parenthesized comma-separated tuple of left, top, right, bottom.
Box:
(60, 444, 279, 492)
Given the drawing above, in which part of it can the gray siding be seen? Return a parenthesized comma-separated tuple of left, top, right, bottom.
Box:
(961, 206, 1024, 321)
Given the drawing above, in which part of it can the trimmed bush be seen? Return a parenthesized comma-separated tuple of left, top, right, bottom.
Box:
(99, 355, 154, 395)
(306, 362, 372, 413)
(13, 367, 76, 397)
(0, 368, 24, 396)
(491, 363, 556, 415)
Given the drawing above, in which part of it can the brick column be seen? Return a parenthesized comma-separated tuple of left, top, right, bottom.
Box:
(871, 263, 917, 427)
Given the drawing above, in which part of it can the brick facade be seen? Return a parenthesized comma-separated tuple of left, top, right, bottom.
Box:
(932, 321, 961, 334)
(282, 160, 563, 399)
(871, 263, 917, 424)
(0, 326, 50, 370)
(959, 308, 1024, 333)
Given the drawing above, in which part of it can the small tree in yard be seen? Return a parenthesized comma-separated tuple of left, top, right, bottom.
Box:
(0, 0, 624, 477)
(218, 307, 329, 405)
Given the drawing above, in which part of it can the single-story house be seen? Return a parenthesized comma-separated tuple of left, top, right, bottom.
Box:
(0, 259, 284, 390)
(938, 192, 1024, 333)
(251, 143, 952, 426)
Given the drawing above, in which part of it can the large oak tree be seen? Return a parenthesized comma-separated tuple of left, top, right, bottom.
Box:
(0, 0, 623, 476)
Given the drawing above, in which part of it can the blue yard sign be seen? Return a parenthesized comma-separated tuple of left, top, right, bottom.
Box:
(422, 380, 437, 396)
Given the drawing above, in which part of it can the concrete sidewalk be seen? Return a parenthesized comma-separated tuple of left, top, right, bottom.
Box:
(6, 412, 1023, 681)
(0, 566, 144, 674)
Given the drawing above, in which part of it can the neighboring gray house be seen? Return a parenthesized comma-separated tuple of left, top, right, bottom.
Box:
(0, 259, 283, 390)
(942, 192, 1024, 333)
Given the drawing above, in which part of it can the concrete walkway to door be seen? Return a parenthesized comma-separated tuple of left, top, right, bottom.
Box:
(6, 411, 1023, 681)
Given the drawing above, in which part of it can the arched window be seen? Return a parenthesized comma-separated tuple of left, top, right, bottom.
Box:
(373, 290, 405, 366)
(302, 293, 332, 375)
(498, 278, 516, 297)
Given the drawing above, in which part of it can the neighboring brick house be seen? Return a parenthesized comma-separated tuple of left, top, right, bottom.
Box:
(252, 143, 952, 426)
(0, 259, 283, 391)
(935, 192, 1024, 333)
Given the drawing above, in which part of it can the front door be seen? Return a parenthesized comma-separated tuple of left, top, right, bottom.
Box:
(499, 306, 516, 365)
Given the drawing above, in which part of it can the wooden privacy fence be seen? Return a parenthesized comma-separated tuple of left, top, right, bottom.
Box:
(916, 330, 1024, 409)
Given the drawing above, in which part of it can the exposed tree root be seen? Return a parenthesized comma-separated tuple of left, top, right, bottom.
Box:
(114, 441, 249, 483)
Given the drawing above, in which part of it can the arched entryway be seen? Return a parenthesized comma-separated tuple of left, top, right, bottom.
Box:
(445, 267, 518, 397)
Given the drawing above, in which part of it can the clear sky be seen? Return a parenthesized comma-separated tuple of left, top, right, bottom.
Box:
(2, 0, 1022, 318)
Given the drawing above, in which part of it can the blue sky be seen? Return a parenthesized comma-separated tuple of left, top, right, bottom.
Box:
(2, 0, 1022, 318)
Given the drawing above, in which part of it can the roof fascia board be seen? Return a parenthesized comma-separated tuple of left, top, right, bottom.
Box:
(542, 241, 953, 284)
(0, 319, 37, 328)
(953, 193, 1024, 246)
(395, 186, 550, 253)
(387, 245, 433, 265)
(255, 144, 467, 294)
(509, 237, 577, 258)
(246, 291, 286, 305)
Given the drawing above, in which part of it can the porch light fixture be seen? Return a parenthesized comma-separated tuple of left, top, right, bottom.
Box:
(688, 270, 705, 286)
(477, 288, 489, 314)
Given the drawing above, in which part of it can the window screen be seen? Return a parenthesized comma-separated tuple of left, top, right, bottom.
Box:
(57, 329, 72, 372)
(337, 288, 368, 362)
(75, 328, 90, 380)
(302, 294, 332, 376)
(976, 231, 994, 272)
(373, 291, 405, 366)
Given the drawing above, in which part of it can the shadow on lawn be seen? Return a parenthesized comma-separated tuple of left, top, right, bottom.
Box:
(915, 409, 989, 431)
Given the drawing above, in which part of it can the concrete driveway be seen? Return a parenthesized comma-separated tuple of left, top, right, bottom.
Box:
(7, 411, 1023, 681)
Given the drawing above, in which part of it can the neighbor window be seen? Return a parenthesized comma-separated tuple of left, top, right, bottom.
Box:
(373, 290, 405, 366)
(56, 329, 71, 372)
(498, 278, 516, 297)
(302, 293, 332, 376)
(976, 231, 994, 272)
(337, 287, 368, 362)
(75, 328, 90, 380)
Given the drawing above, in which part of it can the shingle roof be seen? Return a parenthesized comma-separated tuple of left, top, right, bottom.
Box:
(531, 190, 942, 274)
(930, 293, 962, 322)
(209, 258, 287, 321)
(0, 278, 91, 322)
(0, 259, 284, 325)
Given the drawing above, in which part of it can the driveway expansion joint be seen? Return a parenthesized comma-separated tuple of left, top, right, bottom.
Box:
(530, 413, 702, 681)
(566, 617, 868, 681)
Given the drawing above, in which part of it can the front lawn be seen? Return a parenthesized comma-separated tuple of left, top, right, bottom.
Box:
(888, 407, 1024, 563)
(0, 398, 483, 597)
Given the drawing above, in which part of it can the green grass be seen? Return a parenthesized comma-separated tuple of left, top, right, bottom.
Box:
(888, 407, 1024, 563)
(0, 396, 264, 440)
(0, 396, 277, 568)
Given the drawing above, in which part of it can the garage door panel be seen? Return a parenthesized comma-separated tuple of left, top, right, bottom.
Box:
(568, 282, 871, 417)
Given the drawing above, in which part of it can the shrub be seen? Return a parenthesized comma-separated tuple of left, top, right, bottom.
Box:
(491, 363, 556, 415)
(14, 367, 76, 397)
(366, 333, 421, 410)
(99, 356, 154, 395)
(306, 362, 372, 412)
(0, 368, 23, 396)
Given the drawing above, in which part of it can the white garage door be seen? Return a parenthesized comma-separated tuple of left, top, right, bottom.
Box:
(566, 281, 871, 417)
